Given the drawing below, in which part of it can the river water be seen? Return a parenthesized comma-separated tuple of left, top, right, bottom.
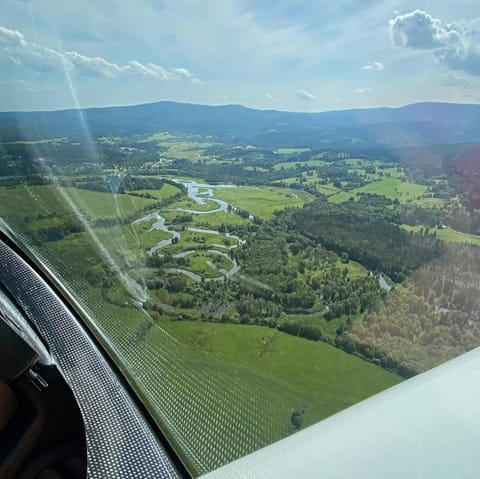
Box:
(378, 274, 392, 292)
(133, 212, 181, 256)
(172, 179, 235, 214)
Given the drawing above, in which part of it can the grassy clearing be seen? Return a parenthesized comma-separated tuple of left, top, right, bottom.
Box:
(317, 184, 341, 196)
(129, 183, 181, 199)
(138, 132, 173, 143)
(401, 225, 480, 246)
(337, 260, 369, 279)
(329, 191, 356, 203)
(214, 186, 313, 219)
(186, 252, 232, 277)
(161, 141, 217, 161)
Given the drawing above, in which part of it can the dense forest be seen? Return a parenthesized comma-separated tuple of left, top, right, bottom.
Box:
(343, 244, 480, 376)
(283, 197, 444, 282)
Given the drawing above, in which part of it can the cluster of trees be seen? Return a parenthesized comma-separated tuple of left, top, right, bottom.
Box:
(237, 221, 386, 317)
(237, 296, 282, 320)
(71, 175, 172, 194)
(30, 216, 83, 243)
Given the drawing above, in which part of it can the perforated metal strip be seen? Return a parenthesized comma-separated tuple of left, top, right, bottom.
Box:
(0, 238, 181, 479)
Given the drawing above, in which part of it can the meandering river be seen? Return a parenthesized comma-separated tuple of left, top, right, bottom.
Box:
(133, 179, 242, 281)
(171, 179, 235, 214)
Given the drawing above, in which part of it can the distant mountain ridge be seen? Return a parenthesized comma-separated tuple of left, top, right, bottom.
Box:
(1, 100, 480, 148)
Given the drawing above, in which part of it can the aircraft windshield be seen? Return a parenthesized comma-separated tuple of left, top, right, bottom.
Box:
(1, 2, 480, 476)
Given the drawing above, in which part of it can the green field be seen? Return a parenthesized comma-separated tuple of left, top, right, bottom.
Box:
(355, 178, 426, 198)
(160, 209, 250, 228)
(163, 142, 216, 160)
(149, 318, 400, 471)
(401, 224, 480, 246)
(329, 190, 356, 203)
(329, 177, 443, 206)
(161, 319, 400, 423)
(214, 186, 313, 219)
(0, 184, 161, 221)
(139, 132, 173, 142)
(128, 183, 180, 199)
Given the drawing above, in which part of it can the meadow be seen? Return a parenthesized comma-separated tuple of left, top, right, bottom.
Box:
(0, 184, 169, 220)
(329, 177, 443, 206)
(213, 186, 312, 219)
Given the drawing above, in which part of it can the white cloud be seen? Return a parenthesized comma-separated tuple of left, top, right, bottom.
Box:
(389, 10, 480, 76)
(361, 61, 384, 71)
(355, 87, 372, 95)
(265, 93, 278, 103)
(389, 10, 458, 50)
(0, 25, 201, 83)
(65, 51, 121, 78)
(296, 89, 316, 101)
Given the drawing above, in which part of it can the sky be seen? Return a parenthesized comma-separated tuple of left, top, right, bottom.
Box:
(1, 0, 480, 112)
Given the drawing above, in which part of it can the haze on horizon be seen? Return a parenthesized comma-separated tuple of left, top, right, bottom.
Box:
(1, 0, 480, 112)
